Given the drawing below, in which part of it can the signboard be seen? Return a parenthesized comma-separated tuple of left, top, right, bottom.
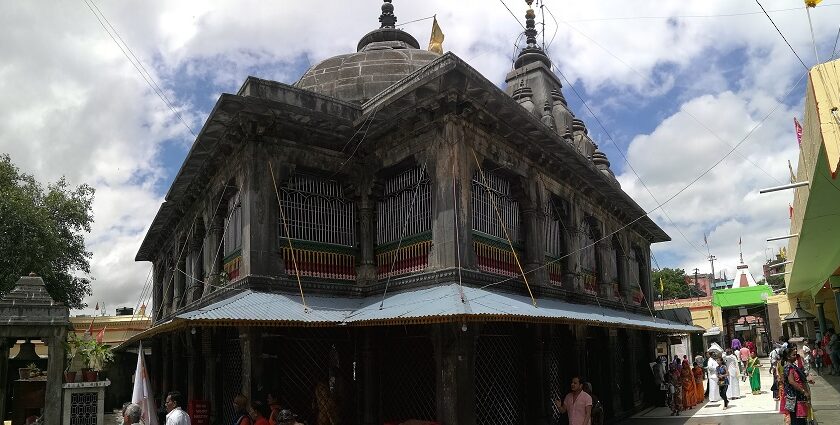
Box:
(188, 400, 210, 425)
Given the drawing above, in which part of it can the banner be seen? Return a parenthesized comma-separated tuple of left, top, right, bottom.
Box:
(794, 117, 803, 145)
(132, 342, 159, 425)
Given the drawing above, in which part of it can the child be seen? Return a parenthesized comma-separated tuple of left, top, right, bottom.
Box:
(813, 342, 824, 375)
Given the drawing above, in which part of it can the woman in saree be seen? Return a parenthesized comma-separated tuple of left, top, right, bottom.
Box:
(693, 361, 705, 403)
(746, 351, 761, 394)
(681, 359, 697, 409)
(669, 362, 683, 414)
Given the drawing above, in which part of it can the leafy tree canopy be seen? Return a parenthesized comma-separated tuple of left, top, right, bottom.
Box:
(652, 267, 691, 299)
(0, 154, 94, 308)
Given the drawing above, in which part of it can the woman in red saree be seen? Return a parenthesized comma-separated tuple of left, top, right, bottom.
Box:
(681, 359, 697, 409)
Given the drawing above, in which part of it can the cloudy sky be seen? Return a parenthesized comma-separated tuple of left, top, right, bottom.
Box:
(3, 0, 838, 315)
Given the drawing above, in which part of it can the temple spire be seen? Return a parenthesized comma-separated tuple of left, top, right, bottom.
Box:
(379, 0, 397, 28)
(524, 0, 538, 47)
(514, 0, 551, 68)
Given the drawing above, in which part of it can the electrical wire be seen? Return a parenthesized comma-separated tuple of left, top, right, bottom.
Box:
(79, 0, 196, 137)
(498, 0, 527, 30)
(756, 0, 810, 71)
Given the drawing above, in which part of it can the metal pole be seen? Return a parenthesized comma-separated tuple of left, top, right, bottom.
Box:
(807, 6, 820, 64)
(758, 181, 809, 193)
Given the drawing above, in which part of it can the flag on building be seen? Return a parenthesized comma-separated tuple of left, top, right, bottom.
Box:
(132, 342, 159, 425)
(703, 233, 708, 246)
(794, 117, 803, 145)
(428, 16, 444, 54)
(95, 302, 99, 310)
(789, 204, 794, 219)
(96, 326, 106, 344)
(86, 316, 96, 336)
(805, 0, 823, 7)
(659, 276, 664, 293)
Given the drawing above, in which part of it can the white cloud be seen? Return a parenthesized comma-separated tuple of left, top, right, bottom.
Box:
(3, 0, 838, 314)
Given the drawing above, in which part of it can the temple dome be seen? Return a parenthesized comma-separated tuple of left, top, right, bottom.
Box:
(295, 1, 439, 104)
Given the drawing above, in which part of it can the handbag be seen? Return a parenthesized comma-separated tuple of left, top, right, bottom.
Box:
(784, 394, 797, 412)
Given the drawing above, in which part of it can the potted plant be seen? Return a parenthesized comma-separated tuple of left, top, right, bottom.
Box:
(88, 341, 114, 381)
(63, 336, 78, 383)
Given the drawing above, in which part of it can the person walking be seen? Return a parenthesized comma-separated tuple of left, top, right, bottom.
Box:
(716, 354, 730, 410)
(554, 376, 593, 425)
(232, 395, 253, 425)
(828, 328, 840, 375)
(724, 348, 741, 399)
(746, 351, 762, 395)
(802, 340, 812, 374)
(707, 352, 721, 402)
(123, 403, 144, 425)
(682, 358, 698, 409)
(582, 382, 604, 425)
(813, 342, 824, 375)
(692, 361, 705, 404)
(739, 345, 751, 382)
(164, 391, 191, 425)
(783, 347, 812, 425)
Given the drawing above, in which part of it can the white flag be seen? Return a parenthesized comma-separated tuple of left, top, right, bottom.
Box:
(132, 342, 160, 425)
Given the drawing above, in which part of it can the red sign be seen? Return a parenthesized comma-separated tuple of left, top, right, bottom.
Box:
(188, 400, 210, 425)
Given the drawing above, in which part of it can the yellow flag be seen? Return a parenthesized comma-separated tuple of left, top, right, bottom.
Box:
(428, 16, 444, 55)
(805, 0, 822, 7)
(659, 276, 664, 293)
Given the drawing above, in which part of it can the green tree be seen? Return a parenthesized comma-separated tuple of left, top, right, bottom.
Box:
(651, 267, 691, 299)
(0, 154, 94, 308)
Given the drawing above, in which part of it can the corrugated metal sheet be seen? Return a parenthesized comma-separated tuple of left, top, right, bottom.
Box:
(172, 285, 701, 333)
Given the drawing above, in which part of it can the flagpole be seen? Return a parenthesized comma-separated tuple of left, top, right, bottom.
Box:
(806, 7, 820, 64)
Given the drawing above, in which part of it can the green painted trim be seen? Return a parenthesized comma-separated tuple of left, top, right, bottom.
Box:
(282, 239, 356, 254)
(223, 249, 242, 264)
(375, 232, 432, 253)
(830, 275, 840, 288)
(472, 231, 523, 250)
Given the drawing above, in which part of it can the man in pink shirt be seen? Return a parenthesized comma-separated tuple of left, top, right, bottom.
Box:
(555, 376, 592, 425)
(739, 345, 751, 381)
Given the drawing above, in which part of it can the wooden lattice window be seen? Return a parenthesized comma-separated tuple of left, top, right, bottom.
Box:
(376, 167, 432, 278)
(471, 171, 520, 241)
(579, 217, 600, 294)
(377, 167, 431, 244)
(628, 246, 646, 304)
(544, 196, 569, 286)
(224, 193, 242, 256)
(279, 175, 356, 246)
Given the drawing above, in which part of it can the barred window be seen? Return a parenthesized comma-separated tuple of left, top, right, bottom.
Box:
(224, 193, 242, 256)
(579, 217, 599, 274)
(279, 175, 355, 246)
(377, 167, 431, 244)
(471, 171, 520, 242)
(544, 197, 569, 258)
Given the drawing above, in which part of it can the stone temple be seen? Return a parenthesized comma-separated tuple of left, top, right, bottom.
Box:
(126, 1, 697, 423)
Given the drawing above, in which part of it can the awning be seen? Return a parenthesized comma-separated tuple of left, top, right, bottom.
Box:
(712, 285, 773, 308)
(117, 284, 703, 350)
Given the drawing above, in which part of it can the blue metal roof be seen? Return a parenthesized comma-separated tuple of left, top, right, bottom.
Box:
(172, 284, 702, 333)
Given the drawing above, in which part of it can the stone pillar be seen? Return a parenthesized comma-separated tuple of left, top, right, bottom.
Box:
(434, 322, 477, 425)
(202, 330, 217, 423)
(524, 324, 550, 425)
(205, 213, 224, 295)
(816, 302, 827, 338)
(239, 327, 253, 399)
(187, 331, 197, 401)
(429, 118, 474, 270)
(520, 175, 546, 285)
(45, 331, 67, 425)
(243, 143, 285, 278)
(834, 289, 840, 333)
(361, 329, 378, 425)
(0, 338, 10, 424)
(356, 195, 377, 283)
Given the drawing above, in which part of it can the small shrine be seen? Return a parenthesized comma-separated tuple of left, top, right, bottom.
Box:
(0, 274, 69, 425)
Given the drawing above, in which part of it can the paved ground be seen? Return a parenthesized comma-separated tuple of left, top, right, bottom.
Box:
(619, 359, 840, 424)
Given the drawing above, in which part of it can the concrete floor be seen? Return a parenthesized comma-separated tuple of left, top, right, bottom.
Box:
(619, 359, 840, 424)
